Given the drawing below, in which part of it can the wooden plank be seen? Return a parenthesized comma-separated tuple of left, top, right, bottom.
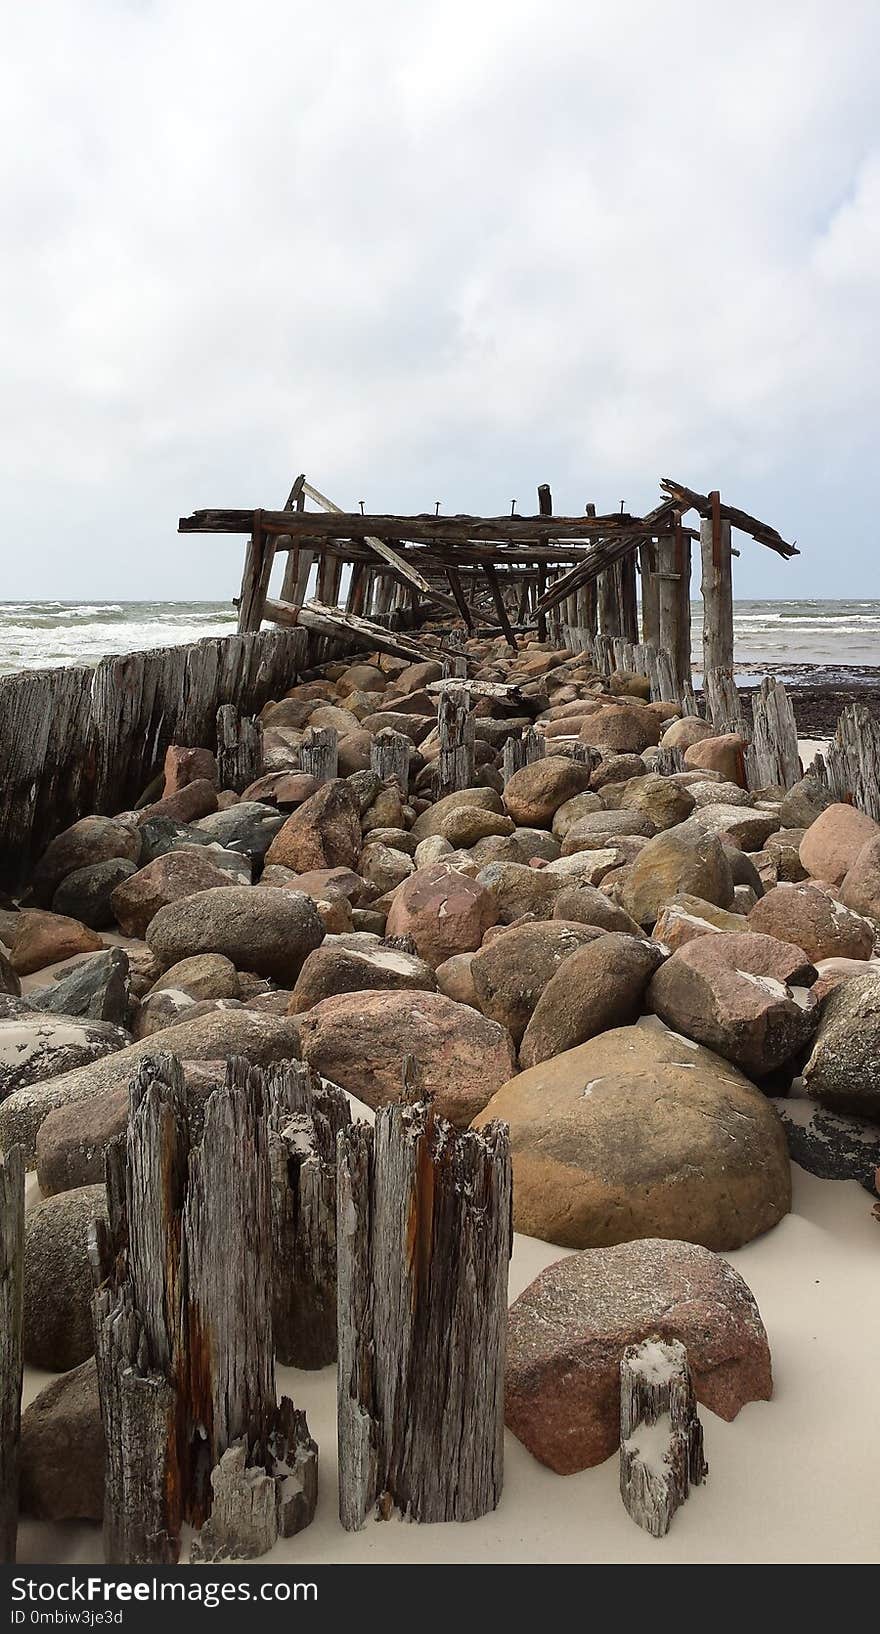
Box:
(263, 597, 430, 663)
(180, 509, 675, 543)
(746, 676, 801, 791)
(660, 477, 797, 556)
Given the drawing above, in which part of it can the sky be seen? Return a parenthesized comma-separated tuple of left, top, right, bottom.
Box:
(2, 0, 879, 600)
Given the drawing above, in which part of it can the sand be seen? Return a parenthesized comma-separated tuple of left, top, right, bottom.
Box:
(15, 1163, 880, 1567)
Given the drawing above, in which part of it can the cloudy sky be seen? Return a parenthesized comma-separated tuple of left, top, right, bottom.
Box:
(3, 1, 878, 600)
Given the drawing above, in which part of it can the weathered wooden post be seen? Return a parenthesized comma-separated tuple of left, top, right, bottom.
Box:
(299, 725, 339, 785)
(91, 1055, 318, 1565)
(237, 511, 274, 633)
(370, 728, 411, 793)
(336, 1101, 511, 1529)
(700, 491, 734, 677)
(502, 726, 546, 786)
(639, 541, 661, 647)
(216, 704, 263, 793)
(657, 516, 691, 697)
(746, 676, 801, 791)
(618, 553, 639, 645)
(813, 704, 880, 821)
(704, 667, 746, 736)
(437, 686, 475, 795)
(267, 1061, 351, 1369)
(619, 1337, 707, 1537)
(0, 1145, 24, 1563)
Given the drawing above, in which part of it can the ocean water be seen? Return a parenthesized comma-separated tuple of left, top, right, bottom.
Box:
(0, 598, 878, 677)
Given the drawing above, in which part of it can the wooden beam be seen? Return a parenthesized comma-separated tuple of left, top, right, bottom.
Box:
(659, 478, 797, 556)
(482, 561, 517, 651)
(444, 564, 474, 631)
(263, 596, 430, 663)
(180, 509, 673, 543)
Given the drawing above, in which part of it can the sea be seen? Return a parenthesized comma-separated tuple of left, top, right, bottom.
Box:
(0, 598, 879, 678)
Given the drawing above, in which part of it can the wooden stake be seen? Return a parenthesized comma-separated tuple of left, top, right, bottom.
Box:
(619, 1337, 707, 1538)
(299, 725, 339, 785)
(216, 704, 263, 793)
(370, 728, 412, 793)
(813, 703, 880, 821)
(746, 675, 801, 791)
(336, 1101, 511, 1529)
(0, 1145, 24, 1563)
(437, 687, 475, 796)
(700, 493, 734, 676)
(638, 541, 660, 646)
(502, 726, 546, 786)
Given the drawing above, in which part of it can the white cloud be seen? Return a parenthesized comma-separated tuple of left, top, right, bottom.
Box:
(1, 0, 878, 597)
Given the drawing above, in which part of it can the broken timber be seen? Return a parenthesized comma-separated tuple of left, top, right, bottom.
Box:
(437, 686, 475, 795)
(0, 1145, 24, 1563)
(215, 704, 263, 794)
(263, 597, 430, 664)
(299, 725, 339, 786)
(336, 1101, 511, 1528)
(619, 1337, 707, 1538)
(746, 676, 801, 792)
(370, 728, 412, 793)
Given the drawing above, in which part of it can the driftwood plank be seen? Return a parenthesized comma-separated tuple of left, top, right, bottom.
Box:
(0, 1145, 24, 1563)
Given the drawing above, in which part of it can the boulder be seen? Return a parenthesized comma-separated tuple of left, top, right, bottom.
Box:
(263, 779, 362, 873)
(799, 803, 880, 886)
(162, 745, 217, 796)
(590, 754, 646, 790)
(0, 947, 19, 996)
(145, 885, 324, 983)
(410, 787, 504, 842)
(653, 894, 750, 951)
(647, 931, 817, 1076)
(777, 776, 836, 830)
(503, 757, 594, 827)
(560, 809, 653, 854)
(19, 1358, 104, 1522)
(289, 942, 436, 1012)
(6, 911, 103, 977)
(384, 864, 498, 967)
(110, 850, 234, 938)
(476, 862, 562, 923)
(840, 834, 880, 924)
(434, 951, 479, 1007)
(51, 858, 139, 930)
(149, 952, 241, 1002)
(578, 705, 660, 754)
(297, 989, 516, 1126)
(191, 803, 286, 859)
(519, 933, 664, 1067)
(659, 717, 716, 751)
(30, 816, 141, 907)
(617, 773, 695, 831)
(136, 779, 219, 825)
(688, 779, 753, 809)
(338, 661, 386, 695)
(23, 1184, 107, 1369)
(774, 1093, 880, 1186)
(434, 806, 515, 847)
(749, 882, 875, 962)
(802, 972, 880, 1117)
(550, 791, 603, 839)
(470, 921, 604, 1045)
(359, 843, 414, 896)
(25, 947, 132, 1027)
(505, 1238, 772, 1474)
(619, 827, 735, 928)
(690, 804, 779, 852)
(682, 734, 748, 786)
(0, 1014, 129, 1101)
(471, 1020, 791, 1250)
(551, 883, 644, 936)
(469, 829, 560, 866)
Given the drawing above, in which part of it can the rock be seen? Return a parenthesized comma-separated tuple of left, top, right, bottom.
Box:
(683, 734, 747, 786)
(0, 1014, 130, 1100)
(6, 911, 103, 976)
(19, 1358, 104, 1522)
(136, 779, 219, 826)
(30, 816, 142, 907)
(263, 779, 362, 873)
(505, 1238, 772, 1474)
(761, 829, 809, 882)
(384, 863, 498, 967)
(386, 659, 443, 695)
(470, 921, 604, 1045)
(338, 661, 386, 695)
(124, 946, 163, 999)
(363, 827, 417, 855)
(660, 717, 716, 751)
(27, 1011, 304, 1190)
(777, 776, 835, 829)
(25, 947, 132, 1027)
(749, 882, 875, 962)
(266, 866, 365, 906)
(434, 806, 515, 847)
(51, 858, 139, 930)
(607, 670, 651, 700)
(191, 803, 285, 859)
(774, 1094, 880, 1186)
(590, 754, 646, 790)
(362, 785, 406, 833)
(519, 933, 664, 1067)
(240, 771, 320, 807)
(503, 757, 594, 826)
(434, 951, 479, 1006)
(468, 829, 560, 866)
(617, 773, 695, 831)
(690, 804, 779, 851)
(802, 972, 880, 1117)
(110, 850, 234, 938)
(550, 791, 603, 839)
(472, 1020, 791, 1250)
(647, 931, 817, 1076)
(359, 843, 414, 896)
(799, 803, 880, 886)
(560, 809, 653, 854)
(653, 895, 750, 951)
(145, 885, 324, 983)
(476, 861, 561, 923)
(840, 834, 880, 924)
(551, 883, 644, 936)
(0, 946, 19, 996)
(414, 835, 453, 868)
(289, 942, 436, 1011)
(297, 989, 515, 1126)
(410, 786, 504, 841)
(149, 952, 241, 1002)
(136, 816, 216, 864)
(619, 826, 735, 927)
(688, 779, 753, 809)
(162, 744, 217, 796)
(577, 705, 660, 754)
(544, 848, 627, 885)
(23, 1185, 107, 1369)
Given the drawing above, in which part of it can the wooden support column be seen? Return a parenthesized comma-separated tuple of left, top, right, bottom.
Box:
(619, 1338, 707, 1538)
(237, 511, 273, 633)
(437, 687, 475, 795)
(299, 726, 338, 785)
(280, 483, 307, 602)
(536, 485, 553, 641)
(657, 518, 691, 697)
(215, 705, 263, 794)
(598, 565, 621, 638)
(700, 490, 734, 676)
(1, 1145, 24, 1563)
(336, 1100, 511, 1529)
(482, 562, 517, 652)
(618, 553, 639, 644)
(638, 541, 660, 647)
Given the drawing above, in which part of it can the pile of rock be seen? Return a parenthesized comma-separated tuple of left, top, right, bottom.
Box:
(4, 635, 879, 1528)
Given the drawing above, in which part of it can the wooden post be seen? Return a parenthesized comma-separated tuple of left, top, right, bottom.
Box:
(619, 1337, 707, 1538)
(813, 704, 880, 821)
(91, 1054, 318, 1565)
(745, 676, 801, 791)
(266, 1061, 351, 1370)
(704, 668, 746, 736)
(237, 511, 273, 633)
(279, 481, 307, 603)
(443, 651, 468, 680)
(299, 726, 338, 785)
(618, 553, 639, 645)
(216, 704, 263, 794)
(0, 1145, 24, 1564)
(598, 566, 622, 638)
(336, 1101, 511, 1529)
(639, 541, 660, 647)
(370, 728, 412, 793)
(700, 491, 734, 677)
(657, 517, 691, 696)
(502, 726, 546, 786)
(437, 687, 475, 796)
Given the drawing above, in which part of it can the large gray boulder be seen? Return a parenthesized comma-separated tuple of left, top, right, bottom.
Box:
(145, 885, 324, 983)
(0, 1013, 130, 1101)
(23, 1184, 107, 1370)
